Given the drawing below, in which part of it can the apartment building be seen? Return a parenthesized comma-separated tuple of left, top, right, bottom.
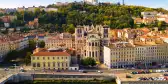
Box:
(0, 34, 29, 62)
(31, 48, 71, 70)
(45, 33, 74, 49)
(114, 28, 150, 40)
(104, 39, 168, 69)
(0, 41, 10, 62)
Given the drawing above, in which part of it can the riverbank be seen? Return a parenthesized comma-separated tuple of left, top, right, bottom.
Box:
(5, 80, 117, 84)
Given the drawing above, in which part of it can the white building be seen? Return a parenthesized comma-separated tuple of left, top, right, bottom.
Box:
(141, 12, 157, 19)
(4, 23, 10, 28)
(18, 37, 29, 51)
(83, 0, 98, 5)
(44, 8, 58, 12)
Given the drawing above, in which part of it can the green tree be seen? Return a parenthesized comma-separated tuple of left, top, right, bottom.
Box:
(4, 50, 18, 62)
(24, 52, 32, 65)
(81, 57, 96, 67)
(29, 40, 36, 51)
(158, 21, 166, 30)
(38, 41, 45, 48)
(62, 24, 67, 32)
(66, 24, 75, 34)
(34, 8, 41, 17)
(140, 23, 145, 28)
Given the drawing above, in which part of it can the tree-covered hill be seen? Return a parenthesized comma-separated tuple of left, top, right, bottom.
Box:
(1, 2, 168, 33)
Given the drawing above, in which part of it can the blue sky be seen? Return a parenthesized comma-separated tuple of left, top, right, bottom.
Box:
(0, 0, 168, 9)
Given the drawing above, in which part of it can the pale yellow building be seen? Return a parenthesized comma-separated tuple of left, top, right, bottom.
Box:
(31, 48, 71, 70)
(104, 40, 168, 69)
(0, 41, 10, 62)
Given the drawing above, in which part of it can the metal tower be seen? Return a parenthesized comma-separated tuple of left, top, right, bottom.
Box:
(123, 0, 125, 5)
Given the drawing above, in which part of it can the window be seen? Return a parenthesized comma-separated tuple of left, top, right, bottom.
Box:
(58, 63, 60, 67)
(48, 62, 50, 67)
(43, 62, 45, 67)
(53, 57, 55, 60)
(43, 57, 45, 60)
(37, 63, 40, 67)
(92, 51, 94, 57)
(33, 63, 36, 67)
(89, 42, 91, 46)
(89, 52, 91, 56)
(53, 62, 55, 67)
(33, 57, 35, 60)
(48, 57, 50, 60)
(92, 42, 94, 46)
(66, 63, 68, 67)
(37, 57, 39, 60)
(57, 57, 59, 59)
(62, 63, 64, 66)
(96, 51, 98, 57)
(95, 42, 97, 46)
(62, 57, 63, 59)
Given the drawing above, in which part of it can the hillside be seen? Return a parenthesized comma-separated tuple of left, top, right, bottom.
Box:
(1, 2, 168, 33)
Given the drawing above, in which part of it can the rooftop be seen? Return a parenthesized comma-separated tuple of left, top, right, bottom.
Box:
(32, 52, 70, 57)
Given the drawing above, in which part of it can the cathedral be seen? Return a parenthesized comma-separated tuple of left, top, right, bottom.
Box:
(75, 25, 110, 62)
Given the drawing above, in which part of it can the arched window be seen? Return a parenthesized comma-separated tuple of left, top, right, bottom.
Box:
(92, 42, 94, 46)
(95, 42, 97, 46)
(89, 42, 91, 46)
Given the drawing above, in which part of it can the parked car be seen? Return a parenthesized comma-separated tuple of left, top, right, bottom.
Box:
(4, 68, 9, 71)
(164, 74, 168, 76)
(131, 71, 138, 74)
(82, 71, 87, 73)
(79, 70, 83, 72)
(97, 70, 103, 73)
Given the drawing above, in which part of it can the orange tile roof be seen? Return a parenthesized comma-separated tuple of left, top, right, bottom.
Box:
(32, 52, 70, 56)
(162, 35, 168, 38)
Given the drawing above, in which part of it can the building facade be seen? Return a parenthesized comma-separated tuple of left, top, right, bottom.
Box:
(104, 41, 168, 69)
(0, 41, 10, 62)
(0, 34, 29, 62)
(75, 25, 110, 62)
(83, 0, 98, 5)
(31, 48, 71, 70)
(45, 33, 74, 49)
